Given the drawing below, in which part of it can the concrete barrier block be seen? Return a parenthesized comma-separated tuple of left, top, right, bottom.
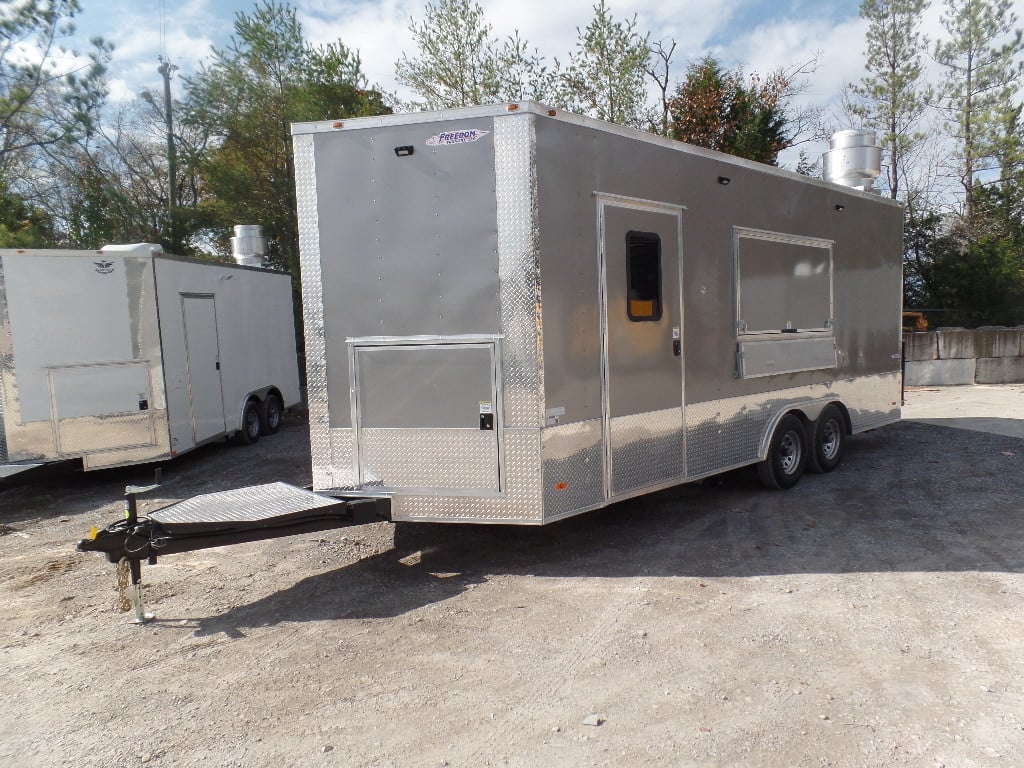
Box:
(938, 327, 1021, 358)
(975, 356, 1024, 384)
(903, 332, 938, 361)
(904, 359, 976, 386)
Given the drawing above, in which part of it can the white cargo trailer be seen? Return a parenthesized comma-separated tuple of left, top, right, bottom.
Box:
(289, 103, 904, 524)
(0, 244, 301, 478)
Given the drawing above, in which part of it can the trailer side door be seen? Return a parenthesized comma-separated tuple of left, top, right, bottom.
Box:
(181, 294, 227, 443)
(598, 197, 685, 499)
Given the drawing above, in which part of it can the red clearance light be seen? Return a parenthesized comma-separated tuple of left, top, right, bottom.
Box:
(507, 103, 519, 111)
(332, 121, 344, 129)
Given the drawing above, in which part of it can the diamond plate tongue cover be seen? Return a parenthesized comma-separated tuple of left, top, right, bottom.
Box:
(150, 482, 346, 534)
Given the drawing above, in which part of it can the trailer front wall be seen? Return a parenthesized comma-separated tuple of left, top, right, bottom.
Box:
(0, 252, 170, 467)
(296, 112, 547, 521)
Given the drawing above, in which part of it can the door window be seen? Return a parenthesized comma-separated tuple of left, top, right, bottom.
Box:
(626, 231, 662, 321)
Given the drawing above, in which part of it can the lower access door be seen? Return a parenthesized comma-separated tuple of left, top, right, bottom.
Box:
(599, 196, 685, 499)
(352, 340, 502, 494)
(181, 295, 227, 443)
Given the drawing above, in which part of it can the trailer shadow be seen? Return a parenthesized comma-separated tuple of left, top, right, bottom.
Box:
(192, 420, 1024, 635)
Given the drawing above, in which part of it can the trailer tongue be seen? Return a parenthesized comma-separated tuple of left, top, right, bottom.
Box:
(78, 482, 388, 622)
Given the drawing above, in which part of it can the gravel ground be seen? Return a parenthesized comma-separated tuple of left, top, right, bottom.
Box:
(1, 397, 1023, 768)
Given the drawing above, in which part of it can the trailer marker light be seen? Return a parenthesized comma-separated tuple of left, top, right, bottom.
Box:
(332, 121, 344, 129)
(555, 482, 568, 491)
(507, 103, 519, 111)
(548, 110, 557, 116)
(718, 176, 731, 185)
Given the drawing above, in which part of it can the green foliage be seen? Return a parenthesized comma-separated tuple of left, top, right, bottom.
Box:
(850, 0, 932, 200)
(0, 0, 111, 186)
(184, 0, 389, 271)
(906, 180, 1024, 326)
(395, 0, 554, 109)
(935, 0, 1024, 222)
(560, 0, 650, 128)
(667, 55, 791, 165)
(0, 188, 53, 246)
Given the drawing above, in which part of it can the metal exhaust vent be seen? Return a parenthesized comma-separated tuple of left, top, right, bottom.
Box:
(230, 224, 267, 268)
(822, 130, 882, 193)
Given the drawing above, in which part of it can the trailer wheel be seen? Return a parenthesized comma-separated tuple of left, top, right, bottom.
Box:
(807, 404, 845, 473)
(757, 414, 807, 490)
(234, 400, 262, 445)
(260, 394, 283, 436)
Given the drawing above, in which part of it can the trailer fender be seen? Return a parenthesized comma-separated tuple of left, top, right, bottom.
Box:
(757, 399, 846, 461)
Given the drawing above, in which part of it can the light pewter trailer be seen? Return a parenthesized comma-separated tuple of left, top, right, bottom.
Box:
(289, 102, 904, 524)
(0, 243, 301, 480)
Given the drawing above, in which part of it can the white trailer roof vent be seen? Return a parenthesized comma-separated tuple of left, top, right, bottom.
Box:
(231, 224, 267, 268)
(99, 243, 164, 257)
(822, 130, 882, 193)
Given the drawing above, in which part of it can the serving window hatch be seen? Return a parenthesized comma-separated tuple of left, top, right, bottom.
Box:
(734, 228, 834, 336)
(733, 228, 838, 379)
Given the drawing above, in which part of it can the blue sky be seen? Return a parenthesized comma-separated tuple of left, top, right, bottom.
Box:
(62, 0, 962, 168)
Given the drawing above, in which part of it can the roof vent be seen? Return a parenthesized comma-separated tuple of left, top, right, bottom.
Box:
(822, 130, 881, 193)
(231, 224, 266, 268)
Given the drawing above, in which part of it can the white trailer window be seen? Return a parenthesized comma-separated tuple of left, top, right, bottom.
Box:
(734, 228, 834, 336)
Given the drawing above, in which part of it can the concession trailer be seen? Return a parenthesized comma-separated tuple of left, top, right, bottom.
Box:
(289, 104, 903, 523)
(80, 105, 903, 620)
(0, 238, 301, 480)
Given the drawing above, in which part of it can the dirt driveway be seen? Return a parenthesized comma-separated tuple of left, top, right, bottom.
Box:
(1, 398, 1023, 768)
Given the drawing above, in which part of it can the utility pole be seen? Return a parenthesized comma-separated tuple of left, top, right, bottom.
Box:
(157, 56, 179, 253)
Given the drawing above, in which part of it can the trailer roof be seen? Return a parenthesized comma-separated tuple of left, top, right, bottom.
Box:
(291, 102, 903, 209)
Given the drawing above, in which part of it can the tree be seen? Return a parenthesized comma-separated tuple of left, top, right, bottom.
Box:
(395, 0, 553, 109)
(184, 0, 388, 270)
(0, 0, 110, 178)
(849, 0, 933, 201)
(935, 0, 1024, 225)
(646, 38, 677, 136)
(667, 56, 792, 165)
(560, 0, 650, 128)
(0, 188, 53, 246)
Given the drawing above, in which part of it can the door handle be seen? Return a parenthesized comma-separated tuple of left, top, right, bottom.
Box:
(673, 339, 681, 356)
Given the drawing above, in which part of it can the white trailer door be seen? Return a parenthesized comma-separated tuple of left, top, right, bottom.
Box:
(599, 197, 685, 499)
(181, 295, 226, 443)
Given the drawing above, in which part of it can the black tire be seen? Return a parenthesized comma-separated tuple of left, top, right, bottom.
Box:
(807, 404, 845, 473)
(234, 400, 261, 445)
(260, 394, 283, 436)
(757, 413, 808, 490)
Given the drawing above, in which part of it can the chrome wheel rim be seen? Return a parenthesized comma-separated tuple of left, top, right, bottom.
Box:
(779, 430, 801, 474)
(821, 418, 840, 461)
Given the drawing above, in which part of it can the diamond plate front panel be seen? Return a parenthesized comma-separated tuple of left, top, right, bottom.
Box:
(294, 133, 331, 485)
(495, 114, 543, 428)
(55, 413, 156, 454)
(610, 407, 685, 496)
(359, 428, 499, 491)
(392, 428, 542, 522)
